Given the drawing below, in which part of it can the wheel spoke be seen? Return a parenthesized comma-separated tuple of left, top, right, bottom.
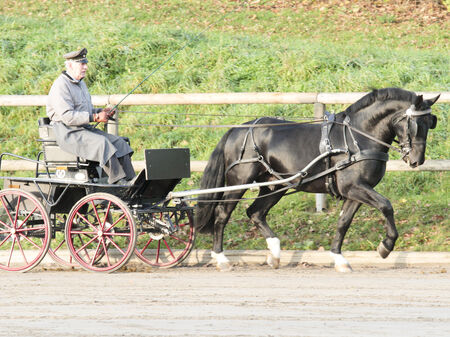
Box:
(169, 234, 188, 245)
(77, 234, 92, 261)
(90, 239, 103, 267)
(101, 202, 112, 230)
(139, 237, 153, 255)
(101, 238, 112, 267)
(155, 240, 161, 263)
(0, 233, 12, 246)
(19, 234, 42, 249)
(1, 195, 15, 226)
(53, 239, 65, 252)
(0, 219, 12, 230)
(163, 239, 175, 259)
(90, 200, 103, 229)
(16, 225, 45, 233)
(103, 232, 131, 237)
(13, 195, 21, 227)
(16, 236, 29, 265)
(75, 234, 98, 255)
(16, 206, 38, 230)
(104, 213, 126, 232)
(7, 236, 17, 267)
(75, 212, 99, 232)
(70, 230, 96, 235)
(105, 236, 126, 255)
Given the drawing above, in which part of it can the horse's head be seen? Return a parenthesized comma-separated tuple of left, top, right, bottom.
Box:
(393, 94, 439, 167)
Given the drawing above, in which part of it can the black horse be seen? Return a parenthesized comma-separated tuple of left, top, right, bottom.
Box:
(195, 88, 439, 271)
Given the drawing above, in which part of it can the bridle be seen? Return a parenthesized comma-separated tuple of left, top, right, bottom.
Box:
(394, 105, 433, 160)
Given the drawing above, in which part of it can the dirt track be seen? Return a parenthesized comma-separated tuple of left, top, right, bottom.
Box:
(0, 265, 449, 337)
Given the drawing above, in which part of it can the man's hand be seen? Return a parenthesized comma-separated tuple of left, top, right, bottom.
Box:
(103, 107, 117, 118)
(94, 107, 116, 123)
(94, 110, 109, 123)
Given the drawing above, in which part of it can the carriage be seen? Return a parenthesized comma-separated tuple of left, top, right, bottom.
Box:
(0, 117, 195, 272)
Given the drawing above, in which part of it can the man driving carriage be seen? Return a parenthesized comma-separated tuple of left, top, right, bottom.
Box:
(46, 48, 135, 185)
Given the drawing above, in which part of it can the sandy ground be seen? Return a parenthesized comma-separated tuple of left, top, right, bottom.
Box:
(0, 265, 449, 337)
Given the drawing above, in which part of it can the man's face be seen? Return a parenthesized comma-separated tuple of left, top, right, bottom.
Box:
(68, 61, 88, 80)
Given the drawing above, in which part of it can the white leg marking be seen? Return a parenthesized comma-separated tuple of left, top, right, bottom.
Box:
(211, 251, 230, 264)
(266, 237, 281, 259)
(330, 252, 353, 273)
(266, 237, 281, 269)
(211, 251, 232, 271)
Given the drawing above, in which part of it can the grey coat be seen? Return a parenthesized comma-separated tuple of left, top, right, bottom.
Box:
(46, 72, 132, 166)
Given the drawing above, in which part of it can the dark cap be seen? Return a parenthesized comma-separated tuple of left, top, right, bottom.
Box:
(63, 48, 88, 63)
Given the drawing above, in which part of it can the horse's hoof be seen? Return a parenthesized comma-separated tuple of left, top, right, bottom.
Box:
(211, 251, 232, 271)
(267, 254, 280, 269)
(216, 261, 233, 272)
(377, 242, 391, 259)
(335, 263, 353, 273)
(330, 252, 352, 273)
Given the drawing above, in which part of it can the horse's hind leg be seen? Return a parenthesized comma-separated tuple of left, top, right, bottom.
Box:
(246, 187, 286, 269)
(211, 190, 246, 271)
(330, 199, 362, 272)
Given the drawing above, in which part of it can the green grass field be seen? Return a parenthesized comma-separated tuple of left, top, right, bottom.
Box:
(0, 0, 448, 251)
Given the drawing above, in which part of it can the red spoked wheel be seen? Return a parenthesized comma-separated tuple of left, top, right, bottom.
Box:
(135, 206, 195, 268)
(0, 189, 51, 272)
(65, 193, 136, 273)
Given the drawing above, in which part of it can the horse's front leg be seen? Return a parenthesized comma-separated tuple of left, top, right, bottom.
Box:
(330, 199, 362, 272)
(344, 184, 399, 259)
(247, 187, 285, 269)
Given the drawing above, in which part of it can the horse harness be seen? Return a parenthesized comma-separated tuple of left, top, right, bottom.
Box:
(225, 115, 391, 198)
(318, 112, 390, 197)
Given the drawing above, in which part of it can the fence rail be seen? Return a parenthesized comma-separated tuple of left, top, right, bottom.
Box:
(0, 91, 449, 106)
(1, 159, 449, 173)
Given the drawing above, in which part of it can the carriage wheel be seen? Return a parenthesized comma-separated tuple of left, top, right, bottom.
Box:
(135, 207, 195, 268)
(0, 189, 51, 272)
(65, 193, 136, 272)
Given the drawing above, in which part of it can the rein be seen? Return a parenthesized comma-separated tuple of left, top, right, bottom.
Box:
(220, 108, 420, 201)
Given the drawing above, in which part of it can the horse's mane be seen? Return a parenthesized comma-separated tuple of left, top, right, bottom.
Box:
(344, 87, 416, 115)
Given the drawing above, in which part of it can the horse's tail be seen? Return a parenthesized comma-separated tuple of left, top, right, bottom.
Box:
(195, 130, 231, 234)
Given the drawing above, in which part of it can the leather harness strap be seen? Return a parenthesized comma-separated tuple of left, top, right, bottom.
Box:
(226, 118, 286, 180)
(226, 114, 390, 197)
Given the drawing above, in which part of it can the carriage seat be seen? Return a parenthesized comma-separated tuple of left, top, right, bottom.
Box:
(38, 117, 79, 163)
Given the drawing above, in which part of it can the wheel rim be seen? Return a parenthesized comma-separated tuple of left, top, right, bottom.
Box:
(0, 189, 50, 272)
(65, 193, 136, 272)
(135, 208, 195, 268)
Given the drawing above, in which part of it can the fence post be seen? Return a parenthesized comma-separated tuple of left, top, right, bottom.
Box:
(313, 103, 327, 212)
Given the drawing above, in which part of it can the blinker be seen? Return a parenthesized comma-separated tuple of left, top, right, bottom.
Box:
(430, 115, 437, 129)
(408, 118, 418, 137)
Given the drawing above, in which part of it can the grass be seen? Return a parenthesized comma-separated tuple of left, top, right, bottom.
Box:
(0, 0, 448, 251)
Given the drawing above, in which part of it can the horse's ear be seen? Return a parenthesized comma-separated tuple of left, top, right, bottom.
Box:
(426, 94, 440, 107)
(414, 95, 423, 109)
